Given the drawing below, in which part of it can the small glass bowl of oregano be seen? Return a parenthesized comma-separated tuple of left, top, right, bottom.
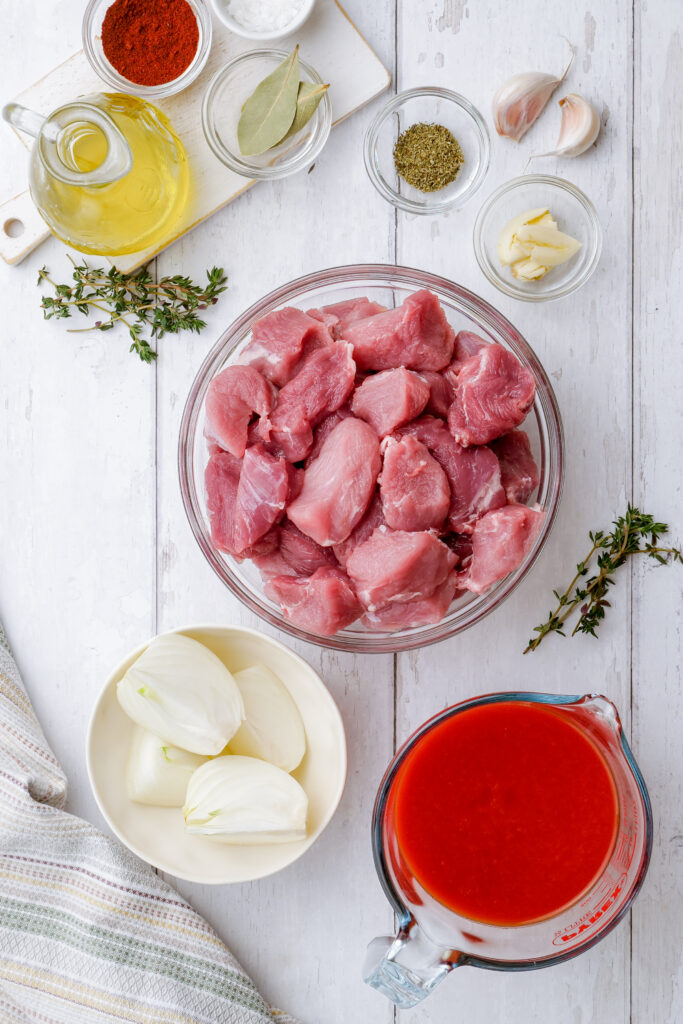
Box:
(364, 87, 490, 214)
(202, 47, 332, 179)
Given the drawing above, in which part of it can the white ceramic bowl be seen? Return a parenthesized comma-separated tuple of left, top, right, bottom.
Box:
(86, 624, 347, 883)
(210, 0, 315, 41)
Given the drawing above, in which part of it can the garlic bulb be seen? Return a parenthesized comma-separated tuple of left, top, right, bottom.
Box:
(227, 665, 306, 772)
(117, 634, 244, 755)
(537, 93, 601, 157)
(492, 48, 574, 142)
(183, 755, 308, 844)
(126, 728, 207, 807)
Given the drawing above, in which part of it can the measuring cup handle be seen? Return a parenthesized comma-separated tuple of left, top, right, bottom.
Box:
(363, 924, 461, 1008)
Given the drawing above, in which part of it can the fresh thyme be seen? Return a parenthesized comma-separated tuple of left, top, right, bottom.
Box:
(37, 256, 227, 363)
(525, 505, 681, 653)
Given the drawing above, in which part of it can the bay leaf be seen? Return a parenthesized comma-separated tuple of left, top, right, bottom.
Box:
(237, 47, 300, 157)
(281, 81, 330, 142)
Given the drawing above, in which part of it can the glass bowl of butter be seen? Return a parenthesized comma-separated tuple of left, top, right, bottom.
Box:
(473, 175, 602, 302)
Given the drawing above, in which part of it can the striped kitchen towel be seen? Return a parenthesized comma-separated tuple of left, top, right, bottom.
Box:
(0, 624, 298, 1024)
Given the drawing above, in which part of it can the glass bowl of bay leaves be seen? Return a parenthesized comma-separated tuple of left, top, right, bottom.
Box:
(202, 48, 332, 179)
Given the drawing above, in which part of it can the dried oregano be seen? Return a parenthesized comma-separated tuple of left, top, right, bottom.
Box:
(393, 122, 464, 193)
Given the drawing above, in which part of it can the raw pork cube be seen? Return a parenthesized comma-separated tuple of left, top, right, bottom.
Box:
(205, 365, 274, 458)
(288, 418, 381, 546)
(233, 444, 289, 554)
(379, 435, 450, 532)
(333, 493, 385, 567)
(205, 450, 242, 553)
(308, 297, 387, 337)
(343, 290, 455, 372)
(304, 405, 353, 466)
(464, 504, 544, 595)
(448, 343, 536, 446)
(490, 429, 539, 504)
(362, 573, 459, 631)
(267, 342, 356, 461)
(242, 307, 333, 387)
(443, 330, 490, 387)
(265, 567, 362, 636)
(419, 370, 455, 418)
(351, 368, 430, 436)
(346, 526, 456, 611)
(252, 548, 297, 582)
(279, 519, 338, 575)
(399, 417, 506, 533)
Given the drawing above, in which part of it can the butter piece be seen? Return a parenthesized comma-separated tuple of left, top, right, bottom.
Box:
(498, 207, 581, 281)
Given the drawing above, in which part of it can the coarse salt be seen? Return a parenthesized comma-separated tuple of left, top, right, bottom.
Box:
(224, 0, 306, 31)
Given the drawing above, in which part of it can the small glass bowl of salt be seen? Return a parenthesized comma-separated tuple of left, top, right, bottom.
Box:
(210, 0, 315, 40)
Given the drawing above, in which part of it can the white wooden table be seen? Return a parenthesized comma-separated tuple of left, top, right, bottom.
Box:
(1, 2, 681, 1021)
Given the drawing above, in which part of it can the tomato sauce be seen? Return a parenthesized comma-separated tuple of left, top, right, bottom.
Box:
(391, 700, 619, 926)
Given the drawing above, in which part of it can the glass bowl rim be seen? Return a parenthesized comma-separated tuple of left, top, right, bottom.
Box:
(208, 0, 316, 41)
(201, 48, 332, 179)
(473, 174, 603, 303)
(178, 263, 564, 654)
(82, 0, 213, 99)
(363, 87, 491, 215)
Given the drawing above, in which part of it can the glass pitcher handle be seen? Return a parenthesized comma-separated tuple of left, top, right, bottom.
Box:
(363, 924, 461, 1008)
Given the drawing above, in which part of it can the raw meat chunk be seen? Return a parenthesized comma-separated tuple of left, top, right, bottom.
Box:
(362, 573, 459, 630)
(351, 368, 430, 437)
(464, 504, 544, 595)
(308, 297, 387, 337)
(242, 307, 333, 387)
(288, 418, 381, 546)
(346, 527, 456, 611)
(420, 370, 455, 418)
(286, 464, 305, 504)
(443, 331, 490, 387)
(279, 519, 338, 575)
(205, 450, 242, 553)
(333, 493, 385, 567)
(205, 365, 274, 458)
(304, 405, 353, 466)
(490, 430, 539, 504)
(267, 342, 356, 461)
(265, 567, 362, 636)
(380, 435, 450, 532)
(252, 549, 297, 582)
(399, 417, 506, 533)
(448, 343, 536, 446)
(344, 290, 455, 372)
(233, 444, 289, 554)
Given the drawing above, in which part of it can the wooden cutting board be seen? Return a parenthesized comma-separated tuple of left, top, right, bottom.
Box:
(0, 0, 389, 270)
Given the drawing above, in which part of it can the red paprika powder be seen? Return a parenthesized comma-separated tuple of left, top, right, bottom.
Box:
(102, 0, 199, 87)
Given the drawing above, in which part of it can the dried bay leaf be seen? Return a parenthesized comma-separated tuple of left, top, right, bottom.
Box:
(281, 81, 330, 142)
(238, 47, 300, 156)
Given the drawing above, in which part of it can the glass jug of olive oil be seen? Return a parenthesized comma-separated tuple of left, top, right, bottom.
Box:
(2, 93, 189, 255)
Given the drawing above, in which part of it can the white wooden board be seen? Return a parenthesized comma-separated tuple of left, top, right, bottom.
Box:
(0, 1, 681, 1023)
(2, 0, 389, 270)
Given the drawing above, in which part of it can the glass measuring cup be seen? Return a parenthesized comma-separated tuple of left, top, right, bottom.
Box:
(2, 93, 189, 255)
(364, 692, 652, 1008)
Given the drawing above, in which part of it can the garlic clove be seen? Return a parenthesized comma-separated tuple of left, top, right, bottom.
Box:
(498, 207, 554, 263)
(126, 728, 207, 807)
(183, 755, 308, 844)
(227, 664, 306, 773)
(492, 46, 574, 142)
(552, 93, 601, 157)
(515, 223, 583, 266)
(117, 633, 245, 756)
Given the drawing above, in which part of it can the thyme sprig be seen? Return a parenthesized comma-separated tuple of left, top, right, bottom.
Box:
(37, 256, 227, 363)
(525, 505, 681, 653)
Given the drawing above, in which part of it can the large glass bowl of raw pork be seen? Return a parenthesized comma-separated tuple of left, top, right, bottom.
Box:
(179, 265, 563, 653)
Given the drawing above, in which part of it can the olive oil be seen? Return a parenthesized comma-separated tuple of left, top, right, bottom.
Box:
(28, 93, 190, 256)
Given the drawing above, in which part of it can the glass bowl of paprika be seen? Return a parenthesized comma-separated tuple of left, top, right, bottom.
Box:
(83, 0, 213, 100)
